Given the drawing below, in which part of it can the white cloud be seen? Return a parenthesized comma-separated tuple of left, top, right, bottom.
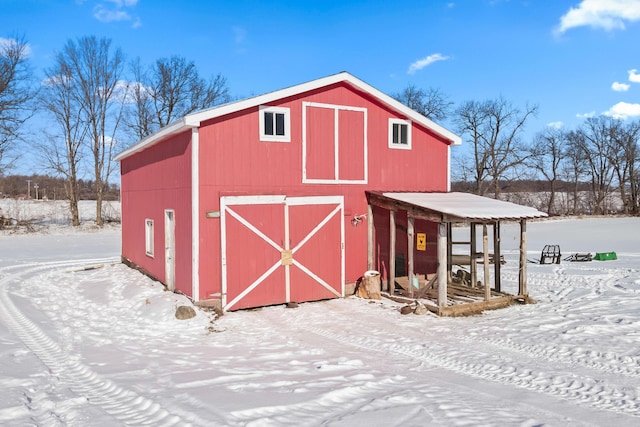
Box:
(0, 37, 32, 57)
(576, 111, 596, 118)
(547, 121, 564, 129)
(92, 1, 140, 27)
(603, 101, 640, 119)
(612, 81, 630, 91)
(105, 0, 138, 6)
(408, 53, 450, 75)
(111, 79, 155, 104)
(628, 69, 640, 82)
(233, 26, 246, 44)
(94, 7, 130, 23)
(555, 0, 640, 34)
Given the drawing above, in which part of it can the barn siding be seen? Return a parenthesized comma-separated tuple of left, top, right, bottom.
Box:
(120, 132, 193, 296)
(119, 78, 452, 306)
(196, 82, 449, 302)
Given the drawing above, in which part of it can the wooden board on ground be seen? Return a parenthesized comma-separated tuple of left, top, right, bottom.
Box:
(394, 274, 436, 291)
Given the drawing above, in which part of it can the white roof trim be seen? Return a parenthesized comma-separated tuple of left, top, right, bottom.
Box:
(381, 192, 548, 221)
(115, 71, 461, 162)
(114, 118, 193, 161)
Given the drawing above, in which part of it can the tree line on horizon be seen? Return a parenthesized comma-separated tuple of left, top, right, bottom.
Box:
(0, 174, 120, 201)
(2, 34, 639, 227)
(394, 86, 640, 216)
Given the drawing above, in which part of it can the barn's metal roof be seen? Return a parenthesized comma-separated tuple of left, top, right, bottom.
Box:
(372, 192, 548, 222)
(115, 71, 461, 162)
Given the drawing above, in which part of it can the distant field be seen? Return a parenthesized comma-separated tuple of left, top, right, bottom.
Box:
(0, 199, 121, 226)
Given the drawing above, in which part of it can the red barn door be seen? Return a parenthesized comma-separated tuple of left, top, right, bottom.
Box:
(221, 195, 344, 311)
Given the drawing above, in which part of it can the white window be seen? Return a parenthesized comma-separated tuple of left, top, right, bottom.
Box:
(388, 118, 411, 150)
(145, 219, 154, 257)
(259, 105, 290, 142)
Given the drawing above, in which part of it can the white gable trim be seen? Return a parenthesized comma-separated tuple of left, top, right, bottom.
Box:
(114, 120, 194, 161)
(115, 72, 461, 162)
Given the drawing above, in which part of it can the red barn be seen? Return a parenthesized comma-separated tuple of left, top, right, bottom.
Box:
(116, 72, 461, 311)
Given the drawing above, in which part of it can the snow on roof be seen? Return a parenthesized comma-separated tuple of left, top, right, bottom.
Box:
(379, 192, 548, 221)
(115, 71, 461, 162)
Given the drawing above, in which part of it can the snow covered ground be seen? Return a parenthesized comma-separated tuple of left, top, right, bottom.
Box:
(0, 199, 121, 229)
(1, 216, 640, 426)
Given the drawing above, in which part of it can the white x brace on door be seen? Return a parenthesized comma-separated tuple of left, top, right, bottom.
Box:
(220, 195, 344, 311)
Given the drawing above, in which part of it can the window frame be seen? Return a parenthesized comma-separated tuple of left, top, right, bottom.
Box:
(388, 118, 412, 150)
(259, 105, 291, 142)
(145, 218, 154, 257)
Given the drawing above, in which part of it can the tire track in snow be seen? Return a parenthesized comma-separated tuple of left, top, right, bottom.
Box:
(0, 259, 190, 426)
(465, 335, 640, 379)
(479, 268, 640, 379)
(241, 306, 549, 427)
(227, 375, 411, 426)
(284, 301, 640, 418)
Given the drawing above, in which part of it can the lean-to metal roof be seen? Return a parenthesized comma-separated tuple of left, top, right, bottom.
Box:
(370, 192, 548, 222)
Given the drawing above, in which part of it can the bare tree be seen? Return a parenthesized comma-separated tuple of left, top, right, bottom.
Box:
(392, 84, 453, 122)
(0, 35, 36, 172)
(455, 97, 538, 198)
(58, 36, 126, 226)
(454, 100, 489, 195)
(562, 131, 589, 214)
(39, 56, 88, 226)
(125, 57, 153, 140)
(608, 120, 640, 214)
(527, 127, 567, 214)
(126, 55, 230, 139)
(572, 116, 617, 215)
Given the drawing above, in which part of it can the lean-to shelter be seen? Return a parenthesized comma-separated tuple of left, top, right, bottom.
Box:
(366, 191, 548, 316)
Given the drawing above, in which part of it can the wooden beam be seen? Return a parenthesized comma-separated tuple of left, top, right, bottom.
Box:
(437, 222, 447, 307)
(365, 193, 465, 224)
(470, 222, 477, 288)
(494, 221, 501, 292)
(367, 203, 374, 271)
(447, 221, 453, 281)
(407, 214, 415, 298)
(519, 219, 528, 296)
(389, 210, 396, 295)
(436, 296, 517, 317)
(483, 223, 490, 301)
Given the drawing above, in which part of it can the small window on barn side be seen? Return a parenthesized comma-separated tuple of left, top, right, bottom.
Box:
(145, 219, 154, 257)
(388, 118, 412, 150)
(260, 106, 291, 142)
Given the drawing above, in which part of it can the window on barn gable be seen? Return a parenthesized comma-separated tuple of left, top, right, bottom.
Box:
(388, 118, 412, 150)
(260, 106, 291, 142)
(145, 219, 154, 257)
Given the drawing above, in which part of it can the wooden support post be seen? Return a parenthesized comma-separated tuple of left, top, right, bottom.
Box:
(437, 222, 448, 307)
(494, 221, 501, 292)
(470, 222, 477, 288)
(367, 203, 374, 271)
(519, 219, 528, 296)
(407, 214, 415, 298)
(447, 221, 453, 281)
(483, 223, 490, 301)
(389, 210, 396, 295)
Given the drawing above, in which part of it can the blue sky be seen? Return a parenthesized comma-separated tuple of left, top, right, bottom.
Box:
(3, 0, 640, 173)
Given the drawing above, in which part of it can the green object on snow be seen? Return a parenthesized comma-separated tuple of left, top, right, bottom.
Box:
(594, 252, 617, 261)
